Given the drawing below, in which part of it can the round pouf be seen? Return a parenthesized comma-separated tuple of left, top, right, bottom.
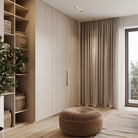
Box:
(59, 107, 103, 137)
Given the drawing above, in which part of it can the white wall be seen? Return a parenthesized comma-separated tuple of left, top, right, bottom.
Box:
(123, 15, 138, 28)
(0, 0, 4, 128)
(118, 15, 138, 109)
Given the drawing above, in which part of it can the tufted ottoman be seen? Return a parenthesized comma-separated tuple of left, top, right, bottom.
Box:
(59, 107, 103, 137)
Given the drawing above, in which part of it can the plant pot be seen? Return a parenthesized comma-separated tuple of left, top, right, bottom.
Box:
(0, 127, 4, 138)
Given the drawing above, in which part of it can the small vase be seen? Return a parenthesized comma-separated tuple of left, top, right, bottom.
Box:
(0, 127, 4, 138)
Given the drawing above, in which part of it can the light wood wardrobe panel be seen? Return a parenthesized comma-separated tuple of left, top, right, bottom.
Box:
(35, 1, 53, 122)
(29, 0, 35, 123)
(66, 17, 80, 108)
(35, 0, 80, 122)
(52, 9, 66, 114)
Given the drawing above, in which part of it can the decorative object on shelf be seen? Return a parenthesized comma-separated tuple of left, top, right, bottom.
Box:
(23, 63, 28, 74)
(4, 110, 11, 129)
(16, 29, 27, 48)
(4, 43, 10, 48)
(0, 35, 29, 96)
(15, 92, 26, 112)
(0, 127, 4, 138)
(4, 20, 12, 34)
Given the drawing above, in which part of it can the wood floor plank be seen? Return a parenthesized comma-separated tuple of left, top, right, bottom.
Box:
(5, 107, 133, 138)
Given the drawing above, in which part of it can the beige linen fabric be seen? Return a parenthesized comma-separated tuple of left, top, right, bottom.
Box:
(81, 18, 119, 108)
(95, 110, 138, 138)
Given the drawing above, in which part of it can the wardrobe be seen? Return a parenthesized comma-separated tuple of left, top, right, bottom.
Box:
(1, 0, 80, 128)
(34, 0, 80, 122)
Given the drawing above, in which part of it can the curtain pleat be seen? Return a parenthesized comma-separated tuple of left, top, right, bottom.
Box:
(81, 18, 118, 108)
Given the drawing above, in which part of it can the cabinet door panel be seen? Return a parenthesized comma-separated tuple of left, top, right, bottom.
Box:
(52, 9, 66, 114)
(66, 17, 79, 108)
(35, 1, 79, 121)
(35, 1, 53, 121)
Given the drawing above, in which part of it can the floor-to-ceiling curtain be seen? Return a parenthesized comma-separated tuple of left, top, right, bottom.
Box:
(81, 18, 119, 108)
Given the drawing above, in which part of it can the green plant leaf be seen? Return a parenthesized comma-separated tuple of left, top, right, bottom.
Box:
(0, 35, 29, 96)
(0, 76, 3, 81)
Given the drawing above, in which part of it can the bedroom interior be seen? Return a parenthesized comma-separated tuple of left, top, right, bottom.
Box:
(0, 0, 138, 138)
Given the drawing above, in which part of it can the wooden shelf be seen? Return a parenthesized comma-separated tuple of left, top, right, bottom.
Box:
(9, 0, 14, 2)
(4, 11, 14, 16)
(4, 0, 14, 14)
(3, 92, 15, 96)
(15, 121, 28, 127)
(16, 15, 29, 22)
(15, 109, 29, 114)
(15, 47, 29, 51)
(16, 74, 29, 76)
(4, 0, 14, 6)
(16, 3, 29, 12)
(4, 0, 30, 130)
(6, 76, 15, 78)
(4, 32, 14, 36)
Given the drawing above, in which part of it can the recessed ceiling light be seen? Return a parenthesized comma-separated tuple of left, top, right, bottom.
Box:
(74, 7, 82, 12)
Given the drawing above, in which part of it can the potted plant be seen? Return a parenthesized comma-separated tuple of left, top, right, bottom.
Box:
(0, 35, 29, 96)
(0, 35, 28, 135)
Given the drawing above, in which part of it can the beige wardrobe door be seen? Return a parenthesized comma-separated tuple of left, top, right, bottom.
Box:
(52, 9, 66, 114)
(35, 1, 53, 122)
(66, 17, 80, 108)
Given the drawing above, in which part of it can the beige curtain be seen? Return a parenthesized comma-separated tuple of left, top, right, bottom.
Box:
(81, 18, 119, 108)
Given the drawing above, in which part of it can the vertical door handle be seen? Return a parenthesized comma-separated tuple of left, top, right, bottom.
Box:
(65, 71, 68, 86)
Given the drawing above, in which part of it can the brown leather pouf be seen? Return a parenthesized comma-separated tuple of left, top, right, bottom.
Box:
(59, 107, 103, 137)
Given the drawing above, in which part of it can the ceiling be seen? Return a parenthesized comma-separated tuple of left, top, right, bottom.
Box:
(42, 0, 138, 22)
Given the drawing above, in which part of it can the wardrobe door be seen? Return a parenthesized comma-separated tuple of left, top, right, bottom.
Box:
(35, 1, 53, 122)
(52, 9, 66, 114)
(66, 17, 80, 108)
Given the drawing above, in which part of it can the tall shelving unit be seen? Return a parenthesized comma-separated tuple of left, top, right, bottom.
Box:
(3, 0, 30, 129)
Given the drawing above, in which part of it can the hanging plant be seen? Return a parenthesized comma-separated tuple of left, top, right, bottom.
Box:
(0, 35, 29, 96)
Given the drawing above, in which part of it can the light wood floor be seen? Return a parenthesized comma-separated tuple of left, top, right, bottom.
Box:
(4, 107, 124, 138)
